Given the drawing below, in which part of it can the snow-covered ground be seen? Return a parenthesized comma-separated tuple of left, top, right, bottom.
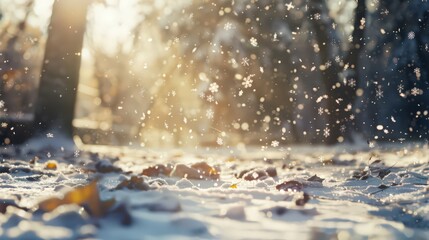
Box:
(1, 142, 429, 239)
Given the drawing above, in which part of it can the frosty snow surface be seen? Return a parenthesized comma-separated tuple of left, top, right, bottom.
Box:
(1, 143, 429, 239)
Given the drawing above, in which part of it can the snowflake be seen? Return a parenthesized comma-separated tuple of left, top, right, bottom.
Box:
(325, 61, 332, 68)
(224, 22, 233, 30)
(323, 127, 330, 138)
(408, 31, 415, 40)
(375, 87, 384, 99)
(1, 122, 7, 128)
(271, 140, 279, 147)
(313, 13, 321, 20)
(74, 150, 80, 158)
(411, 87, 422, 96)
(206, 95, 215, 102)
(46, 133, 54, 138)
(209, 82, 219, 93)
(335, 56, 340, 63)
(340, 125, 346, 133)
(47, 152, 51, 158)
(242, 74, 254, 88)
(216, 137, 223, 145)
(318, 107, 324, 115)
(397, 84, 404, 92)
(199, 92, 206, 99)
(250, 37, 258, 47)
(206, 109, 214, 119)
(285, 2, 295, 11)
(241, 57, 250, 66)
(171, 90, 176, 97)
(272, 33, 278, 42)
(350, 114, 355, 120)
(348, 79, 356, 87)
(238, 90, 243, 96)
(0, 100, 4, 108)
(414, 68, 421, 80)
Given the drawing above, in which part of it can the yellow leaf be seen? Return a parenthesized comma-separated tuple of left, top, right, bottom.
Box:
(230, 183, 238, 189)
(45, 160, 58, 170)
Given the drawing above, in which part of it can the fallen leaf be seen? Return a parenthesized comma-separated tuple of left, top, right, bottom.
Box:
(45, 160, 58, 170)
(295, 192, 310, 206)
(230, 183, 238, 189)
(170, 162, 220, 180)
(142, 164, 173, 177)
(114, 176, 151, 191)
(307, 175, 324, 183)
(38, 181, 115, 217)
(276, 180, 303, 192)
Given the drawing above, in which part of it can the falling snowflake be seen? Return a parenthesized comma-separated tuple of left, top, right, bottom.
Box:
(242, 74, 254, 88)
(272, 33, 278, 42)
(318, 107, 324, 115)
(206, 109, 214, 119)
(224, 22, 233, 30)
(340, 125, 346, 133)
(335, 56, 340, 63)
(285, 2, 295, 11)
(350, 114, 355, 120)
(209, 82, 219, 93)
(216, 137, 223, 145)
(414, 68, 421, 80)
(0, 100, 4, 108)
(325, 61, 332, 68)
(323, 127, 330, 138)
(46, 133, 54, 138)
(271, 140, 279, 147)
(348, 79, 356, 87)
(376, 87, 384, 99)
(408, 31, 415, 40)
(238, 90, 243, 96)
(250, 37, 258, 47)
(411, 87, 422, 96)
(1, 122, 7, 128)
(199, 92, 206, 99)
(206, 95, 215, 102)
(74, 150, 80, 158)
(241, 57, 250, 66)
(397, 84, 404, 92)
(47, 152, 51, 158)
(313, 13, 321, 20)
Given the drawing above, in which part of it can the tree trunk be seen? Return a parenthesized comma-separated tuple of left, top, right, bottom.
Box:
(33, 0, 89, 138)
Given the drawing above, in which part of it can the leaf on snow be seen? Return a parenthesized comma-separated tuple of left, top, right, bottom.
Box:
(307, 175, 324, 183)
(114, 176, 151, 191)
(276, 180, 303, 192)
(295, 192, 310, 206)
(38, 180, 115, 217)
(141, 164, 173, 177)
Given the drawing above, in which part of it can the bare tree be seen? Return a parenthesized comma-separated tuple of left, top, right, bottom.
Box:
(33, 0, 90, 138)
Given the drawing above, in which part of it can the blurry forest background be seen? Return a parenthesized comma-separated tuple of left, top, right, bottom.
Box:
(0, 0, 428, 148)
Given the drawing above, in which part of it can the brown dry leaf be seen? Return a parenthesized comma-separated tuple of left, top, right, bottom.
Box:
(276, 180, 303, 192)
(295, 192, 310, 206)
(141, 164, 173, 177)
(114, 176, 151, 191)
(307, 175, 324, 183)
(38, 181, 115, 217)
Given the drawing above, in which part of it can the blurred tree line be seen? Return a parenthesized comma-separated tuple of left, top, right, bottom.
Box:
(0, 0, 428, 146)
